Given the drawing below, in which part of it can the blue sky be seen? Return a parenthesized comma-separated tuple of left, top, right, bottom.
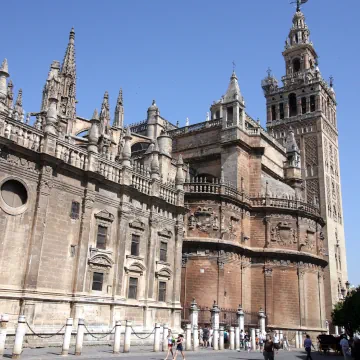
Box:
(3, 0, 359, 284)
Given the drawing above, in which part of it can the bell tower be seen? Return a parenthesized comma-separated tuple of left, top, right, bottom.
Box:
(262, 3, 348, 329)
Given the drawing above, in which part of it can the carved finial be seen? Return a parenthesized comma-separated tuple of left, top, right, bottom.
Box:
(69, 27, 75, 42)
(185, 117, 189, 126)
(329, 75, 334, 88)
(220, 166, 225, 183)
(0, 58, 9, 74)
(267, 67, 272, 78)
(92, 108, 99, 120)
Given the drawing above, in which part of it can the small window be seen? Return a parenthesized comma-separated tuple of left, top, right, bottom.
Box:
(70, 201, 80, 219)
(310, 95, 316, 112)
(301, 97, 307, 114)
(288, 93, 297, 117)
(279, 103, 284, 119)
(1, 179, 27, 208)
(128, 277, 138, 299)
(96, 225, 107, 249)
(158, 281, 166, 302)
(92, 272, 103, 291)
(160, 241, 168, 262)
(215, 110, 220, 119)
(131, 234, 140, 256)
(271, 105, 276, 121)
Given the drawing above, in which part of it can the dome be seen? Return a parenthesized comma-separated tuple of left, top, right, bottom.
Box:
(148, 99, 158, 111)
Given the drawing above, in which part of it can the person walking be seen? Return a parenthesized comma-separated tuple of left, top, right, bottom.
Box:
(273, 332, 280, 354)
(340, 335, 350, 360)
(304, 334, 316, 360)
(164, 329, 174, 360)
(283, 334, 290, 351)
(173, 334, 186, 360)
(199, 327, 204, 347)
(240, 329, 245, 349)
(203, 326, 209, 348)
(259, 333, 265, 352)
(263, 334, 275, 360)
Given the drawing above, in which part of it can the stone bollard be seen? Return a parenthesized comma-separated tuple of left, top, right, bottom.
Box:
(123, 320, 132, 353)
(230, 327, 235, 350)
(162, 324, 168, 352)
(279, 330, 283, 342)
(251, 328, 256, 351)
(12, 315, 27, 359)
(219, 326, 224, 350)
(213, 328, 219, 350)
(335, 326, 339, 336)
(295, 331, 300, 348)
(235, 326, 240, 351)
(299, 332, 303, 347)
(237, 305, 245, 332)
(185, 324, 192, 351)
(258, 308, 266, 335)
(193, 324, 199, 351)
(190, 299, 199, 331)
(113, 320, 121, 354)
(153, 323, 161, 352)
(61, 318, 73, 356)
(0, 314, 9, 356)
(75, 318, 85, 356)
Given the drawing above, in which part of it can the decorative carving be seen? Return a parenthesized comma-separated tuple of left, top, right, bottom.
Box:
(158, 228, 173, 238)
(187, 207, 219, 233)
(94, 209, 114, 222)
(217, 259, 225, 270)
(129, 219, 145, 231)
(270, 222, 297, 245)
(124, 261, 146, 275)
(88, 252, 114, 271)
(155, 267, 172, 279)
(264, 268, 273, 277)
(39, 178, 53, 195)
(182, 256, 188, 268)
(305, 136, 318, 167)
(306, 179, 319, 206)
(0, 148, 39, 173)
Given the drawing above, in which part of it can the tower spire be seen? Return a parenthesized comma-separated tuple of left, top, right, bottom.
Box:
(100, 91, 111, 135)
(113, 88, 124, 128)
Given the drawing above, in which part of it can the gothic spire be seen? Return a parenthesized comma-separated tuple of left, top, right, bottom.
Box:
(223, 70, 243, 104)
(61, 28, 76, 78)
(113, 88, 124, 128)
(100, 91, 111, 135)
(0, 59, 9, 108)
(14, 89, 23, 120)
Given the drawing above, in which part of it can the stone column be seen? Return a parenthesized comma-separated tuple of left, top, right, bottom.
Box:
(235, 326, 240, 351)
(172, 222, 184, 305)
(297, 98, 302, 116)
(264, 268, 274, 326)
(23, 166, 54, 289)
(0, 314, 9, 356)
(153, 323, 161, 352)
(335, 326, 339, 336)
(213, 328, 219, 350)
(299, 332, 303, 347)
(12, 315, 26, 359)
(193, 324, 199, 351)
(185, 324, 192, 351)
(258, 308, 266, 335)
(211, 301, 220, 331)
(73, 185, 96, 293)
(267, 106, 272, 123)
(284, 101, 289, 118)
(162, 324, 168, 352)
(189, 298, 199, 331)
(318, 271, 325, 329)
(237, 305, 245, 332)
(295, 331, 300, 348)
(113, 320, 122, 354)
(219, 326, 224, 350)
(279, 330, 283, 341)
(251, 328, 256, 350)
(123, 320, 132, 353)
(75, 318, 85, 356)
(298, 268, 305, 328)
(61, 318, 73, 356)
(230, 327, 235, 350)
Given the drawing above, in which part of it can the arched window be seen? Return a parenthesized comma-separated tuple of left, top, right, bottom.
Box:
(288, 93, 297, 117)
(310, 95, 316, 112)
(131, 142, 150, 156)
(301, 97, 307, 114)
(279, 103, 284, 119)
(293, 58, 301, 73)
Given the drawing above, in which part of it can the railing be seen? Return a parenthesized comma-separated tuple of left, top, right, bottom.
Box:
(129, 120, 147, 134)
(251, 196, 320, 216)
(168, 118, 222, 137)
(160, 183, 177, 205)
(98, 158, 122, 183)
(55, 140, 88, 170)
(3, 117, 43, 152)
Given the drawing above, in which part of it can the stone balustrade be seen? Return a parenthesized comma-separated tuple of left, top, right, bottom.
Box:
(55, 140, 88, 170)
(160, 183, 177, 205)
(168, 118, 222, 137)
(2, 116, 43, 152)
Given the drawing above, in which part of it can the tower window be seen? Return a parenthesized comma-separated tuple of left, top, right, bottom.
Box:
(301, 97, 307, 114)
(293, 58, 301, 73)
(227, 107, 233, 126)
(271, 105, 276, 121)
(96, 225, 107, 250)
(215, 110, 220, 119)
(70, 201, 80, 219)
(131, 234, 140, 256)
(279, 103, 284, 119)
(310, 95, 316, 112)
(92, 272, 104, 291)
(128, 277, 138, 299)
(158, 281, 167, 302)
(288, 93, 297, 117)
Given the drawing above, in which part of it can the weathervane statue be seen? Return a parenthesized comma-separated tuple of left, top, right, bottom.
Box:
(291, 0, 308, 11)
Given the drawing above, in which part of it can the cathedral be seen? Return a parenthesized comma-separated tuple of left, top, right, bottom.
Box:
(0, 3, 348, 341)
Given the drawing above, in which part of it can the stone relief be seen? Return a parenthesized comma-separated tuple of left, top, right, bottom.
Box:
(270, 222, 297, 245)
(129, 219, 145, 231)
(0, 147, 39, 173)
(188, 207, 219, 233)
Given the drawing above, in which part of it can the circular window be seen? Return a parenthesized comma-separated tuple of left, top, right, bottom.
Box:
(0, 178, 29, 215)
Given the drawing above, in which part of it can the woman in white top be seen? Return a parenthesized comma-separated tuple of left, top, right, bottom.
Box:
(164, 329, 174, 360)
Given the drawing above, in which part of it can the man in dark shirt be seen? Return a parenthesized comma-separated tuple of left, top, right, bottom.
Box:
(263, 335, 275, 360)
